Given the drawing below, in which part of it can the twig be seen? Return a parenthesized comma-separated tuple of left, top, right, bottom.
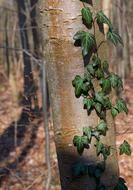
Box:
(0, 45, 42, 66)
(4, 167, 25, 187)
(25, 172, 45, 190)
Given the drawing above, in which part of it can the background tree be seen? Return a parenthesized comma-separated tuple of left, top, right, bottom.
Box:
(110, 0, 133, 80)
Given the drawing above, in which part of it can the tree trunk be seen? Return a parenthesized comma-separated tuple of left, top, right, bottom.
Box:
(111, 0, 133, 78)
(17, 0, 33, 110)
(30, 0, 41, 58)
(39, 0, 119, 189)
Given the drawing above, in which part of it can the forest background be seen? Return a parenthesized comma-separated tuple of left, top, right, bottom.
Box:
(0, 0, 132, 189)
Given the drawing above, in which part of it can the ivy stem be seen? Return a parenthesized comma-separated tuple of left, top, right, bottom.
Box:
(97, 40, 106, 50)
(82, 2, 86, 7)
(92, 20, 99, 56)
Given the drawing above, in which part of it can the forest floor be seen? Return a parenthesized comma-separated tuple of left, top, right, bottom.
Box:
(0, 66, 133, 190)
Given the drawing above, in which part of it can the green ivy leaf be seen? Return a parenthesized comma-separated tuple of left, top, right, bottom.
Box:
(119, 140, 131, 156)
(114, 177, 128, 190)
(94, 162, 106, 179)
(72, 75, 84, 98)
(95, 141, 110, 160)
(107, 29, 123, 46)
(96, 10, 112, 28)
(96, 161, 105, 172)
(94, 167, 103, 178)
(95, 91, 105, 105)
(102, 145, 111, 160)
(83, 98, 94, 113)
(73, 31, 85, 40)
(101, 61, 109, 73)
(95, 68, 104, 79)
(84, 72, 91, 82)
(95, 102, 102, 114)
(92, 130, 100, 141)
(96, 140, 104, 156)
(104, 97, 112, 109)
(100, 78, 111, 94)
(111, 107, 119, 118)
(82, 83, 90, 94)
(81, 7, 93, 26)
(116, 98, 128, 114)
(92, 55, 101, 67)
(73, 31, 95, 56)
(109, 74, 123, 89)
(73, 135, 89, 155)
(83, 127, 92, 142)
(86, 64, 95, 76)
(98, 110, 106, 120)
(96, 120, 108, 136)
(72, 162, 88, 177)
(96, 184, 107, 190)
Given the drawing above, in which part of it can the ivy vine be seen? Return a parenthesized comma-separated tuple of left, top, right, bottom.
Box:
(72, 1, 131, 190)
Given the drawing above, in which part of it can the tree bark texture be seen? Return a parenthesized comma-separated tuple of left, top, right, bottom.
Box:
(111, 0, 133, 79)
(39, 0, 119, 189)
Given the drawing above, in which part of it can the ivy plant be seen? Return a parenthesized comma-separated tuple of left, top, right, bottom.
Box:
(72, 1, 131, 189)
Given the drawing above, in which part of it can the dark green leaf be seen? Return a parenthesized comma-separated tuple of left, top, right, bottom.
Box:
(96, 161, 105, 172)
(92, 55, 101, 67)
(111, 107, 119, 118)
(96, 10, 112, 28)
(96, 184, 107, 190)
(109, 74, 123, 89)
(94, 162, 106, 179)
(72, 162, 88, 177)
(119, 177, 126, 184)
(95, 68, 104, 79)
(116, 98, 128, 114)
(73, 31, 85, 40)
(95, 91, 105, 105)
(94, 168, 103, 178)
(82, 33, 95, 56)
(96, 140, 104, 156)
(95, 102, 102, 114)
(114, 177, 128, 190)
(100, 78, 111, 94)
(72, 75, 84, 98)
(73, 31, 95, 56)
(84, 72, 91, 82)
(83, 98, 94, 113)
(81, 7, 93, 26)
(92, 130, 100, 141)
(97, 110, 106, 120)
(107, 29, 123, 46)
(87, 64, 95, 76)
(96, 120, 108, 136)
(102, 61, 109, 73)
(72, 162, 82, 177)
(104, 97, 112, 109)
(95, 141, 111, 160)
(119, 140, 131, 156)
(82, 83, 90, 94)
(73, 135, 89, 155)
(83, 127, 92, 142)
(102, 145, 111, 160)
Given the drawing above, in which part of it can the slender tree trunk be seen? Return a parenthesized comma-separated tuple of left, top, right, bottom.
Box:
(29, 0, 41, 59)
(17, 0, 33, 111)
(111, 0, 133, 78)
(39, 0, 119, 189)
